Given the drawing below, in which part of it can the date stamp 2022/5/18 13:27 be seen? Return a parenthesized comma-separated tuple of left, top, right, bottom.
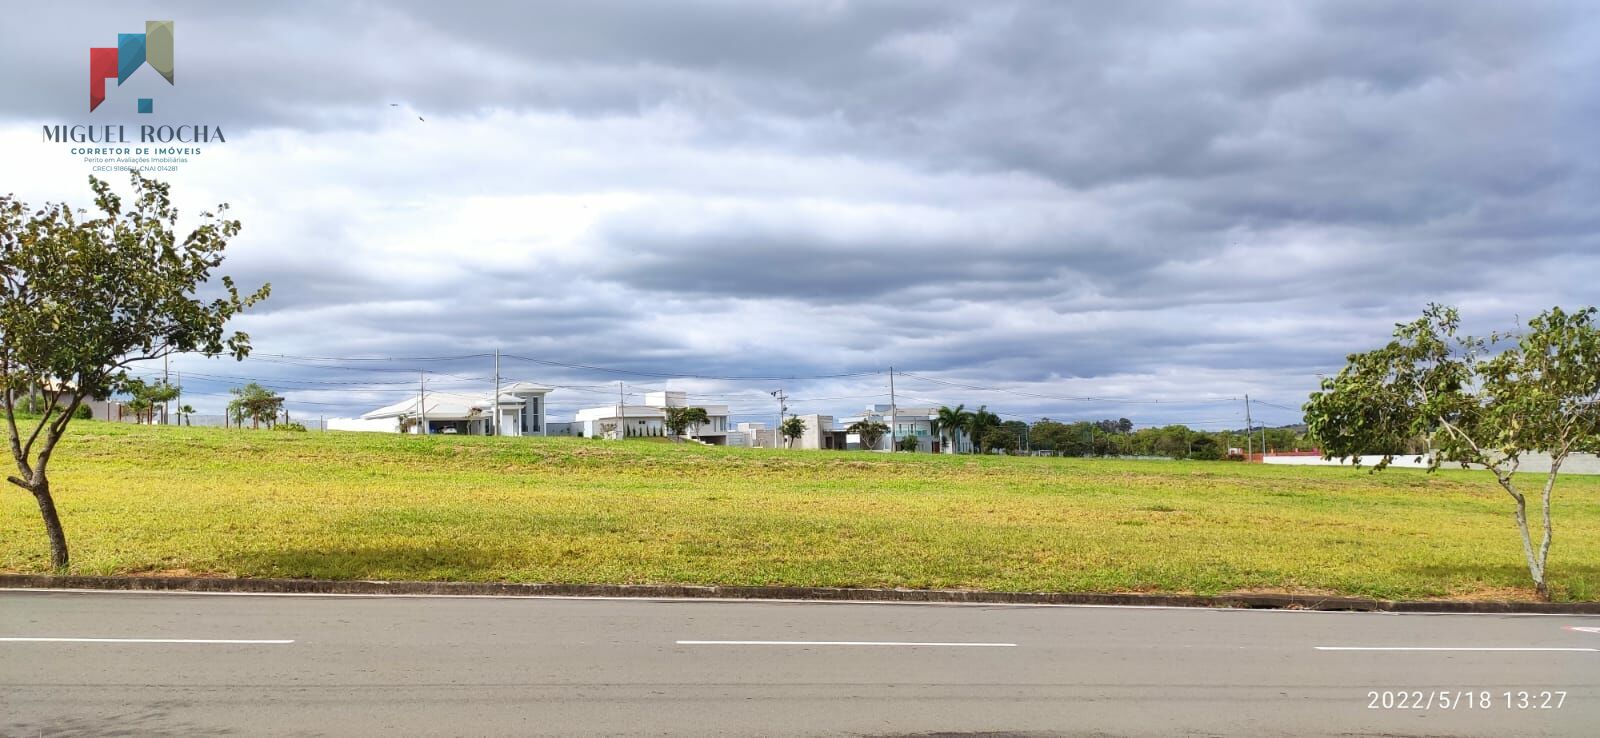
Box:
(1367, 690, 1567, 711)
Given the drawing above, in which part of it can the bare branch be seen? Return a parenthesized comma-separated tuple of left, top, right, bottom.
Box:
(1434, 415, 1505, 478)
(19, 398, 58, 465)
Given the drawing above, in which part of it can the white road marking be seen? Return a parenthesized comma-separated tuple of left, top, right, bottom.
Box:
(0, 637, 293, 644)
(1566, 626, 1600, 634)
(5, 588, 1600, 618)
(1316, 646, 1596, 652)
(676, 640, 1016, 647)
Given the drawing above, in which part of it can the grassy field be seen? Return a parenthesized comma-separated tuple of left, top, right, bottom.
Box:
(2, 421, 1598, 601)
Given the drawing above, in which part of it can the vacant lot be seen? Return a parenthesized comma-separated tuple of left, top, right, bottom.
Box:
(2, 422, 1597, 600)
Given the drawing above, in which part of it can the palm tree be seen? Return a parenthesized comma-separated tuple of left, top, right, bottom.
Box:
(934, 404, 970, 454)
(177, 404, 195, 426)
(964, 406, 1000, 454)
(847, 419, 889, 451)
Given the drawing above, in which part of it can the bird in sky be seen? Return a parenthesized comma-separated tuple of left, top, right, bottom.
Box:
(388, 103, 424, 121)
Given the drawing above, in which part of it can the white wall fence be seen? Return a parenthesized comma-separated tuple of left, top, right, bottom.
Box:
(325, 417, 402, 433)
(1264, 452, 1600, 476)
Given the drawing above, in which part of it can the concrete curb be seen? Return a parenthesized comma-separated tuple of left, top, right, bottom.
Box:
(3, 574, 1599, 613)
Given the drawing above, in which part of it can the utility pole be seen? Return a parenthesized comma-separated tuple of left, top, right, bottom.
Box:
(418, 371, 427, 435)
(1244, 394, 1254, 459)
(493, 349, 501, 436)
(888, 366, 896, 453)
(617, 381, 624, 440)
(162, 353, 170, 425)
(770, 389, 788, 449)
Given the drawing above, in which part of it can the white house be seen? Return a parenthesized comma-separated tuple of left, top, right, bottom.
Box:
(328, 383, 552, 436)
(839, 404, 970, 453)
(574, 391, 732, 443)
(773, 414, 848, 450)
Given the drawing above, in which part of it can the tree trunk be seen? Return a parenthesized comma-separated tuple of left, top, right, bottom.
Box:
(1503, 479, 1546, 600)
(31, 479, 70, 571)
(1535, 459, 1562, 601)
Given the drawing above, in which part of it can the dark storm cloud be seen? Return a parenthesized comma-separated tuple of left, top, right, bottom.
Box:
(4, 1, 1597, 424)
(594, 219, 1087, 300)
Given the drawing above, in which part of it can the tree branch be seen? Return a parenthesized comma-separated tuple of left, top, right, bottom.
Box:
(1433, 415, 1506, 479)
(3, 385, 28, 481)
(30, 394, 84, 481)
(19, 395, 58, 464)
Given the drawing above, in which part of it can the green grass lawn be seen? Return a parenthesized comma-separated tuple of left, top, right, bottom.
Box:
(3, 421, 1598, 601)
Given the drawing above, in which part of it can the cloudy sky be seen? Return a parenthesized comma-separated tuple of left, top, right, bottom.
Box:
(3, 1, 1596, 429)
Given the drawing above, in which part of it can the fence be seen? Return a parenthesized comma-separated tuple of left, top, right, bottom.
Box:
(1263, 452, 1600, 476)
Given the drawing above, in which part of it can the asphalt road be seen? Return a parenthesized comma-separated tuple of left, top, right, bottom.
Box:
(2, 590, 1597, 737)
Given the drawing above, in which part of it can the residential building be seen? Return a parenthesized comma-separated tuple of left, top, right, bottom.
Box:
(574, 391, 732, 444)
(785, 414, 848, 450)
(840, 404, 970, 453)
(736, 422, 777, 449)
(500, 382, 552, 435)
(329, 383, 552, 435)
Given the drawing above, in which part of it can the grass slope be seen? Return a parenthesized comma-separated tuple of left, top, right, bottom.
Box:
(2, 422, 1597, 601)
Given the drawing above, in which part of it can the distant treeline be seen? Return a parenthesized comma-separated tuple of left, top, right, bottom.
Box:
(1009, 418, 1314, 459)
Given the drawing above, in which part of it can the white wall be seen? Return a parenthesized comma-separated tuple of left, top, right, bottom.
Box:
(326, 417, 401, 433)
(1264, 452, 1600, 475)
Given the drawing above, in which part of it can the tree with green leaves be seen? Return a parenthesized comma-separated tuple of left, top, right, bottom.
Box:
(122, 378, 153, 424)
(227, 383, 284, 429)
(126, 380, 180, 424)
(662, 405, 709, 441)
(779, 415, 807, 449)
(965, 406, 1000, 454)
(1029, 418, 1075, 455)
(662, 406, 690, 440)
(934, 404, 970, 454)
(681, 407, 709, 439)
(985, 427, 1019, 455)
(999, 419, 1029, 452)
(1304, 305, 1600, 600)
(1188, 434, 1222, 460)
(847, 419, 887, 451)
(1, 173, 268, 570)
(177, 404, 195, 426)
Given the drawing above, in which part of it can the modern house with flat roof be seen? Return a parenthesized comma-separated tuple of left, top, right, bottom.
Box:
(838, 404, 970, 453)
(573, 391, 732, 443)
(783, 414, 848, 450)
(328, 383, 552, 436)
